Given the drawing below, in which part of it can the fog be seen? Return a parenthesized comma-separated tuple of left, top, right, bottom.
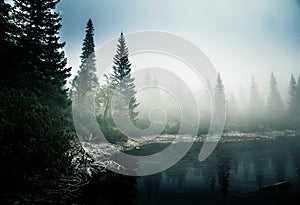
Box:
(53, 0, 300, 109)
(2, 0, 300, 204)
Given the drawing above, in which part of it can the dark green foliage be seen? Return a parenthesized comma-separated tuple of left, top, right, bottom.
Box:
(110, 32, 139, 123)
(0, 89, 72, 183)
(72, 19, 98, 96)
(12, 0, 71, 108)
(0, 0, 23, 88)
(0, 0, 74, 193)
(95, 32, 139, 143)
(97, 117, 127, 143)
(72, 19, 99, 142)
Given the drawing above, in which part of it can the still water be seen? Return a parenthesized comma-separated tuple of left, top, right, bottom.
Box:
(90, 136, 300, 205)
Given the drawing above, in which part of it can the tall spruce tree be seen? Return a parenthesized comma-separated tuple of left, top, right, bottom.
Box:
(288, 74, 297, 107)
(72, 19, 100, 142)
(13, 0, 71, 108)
(72, 19, 98, 97)
(267, 72, 284, 118)
(289, 76, 300, 119)
(110, 32, 139, 123)
(295, 76, 300, 119)
(214, 73, 226, 118)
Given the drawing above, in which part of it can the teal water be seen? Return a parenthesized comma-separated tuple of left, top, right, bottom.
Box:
(90, 136, 300, 205)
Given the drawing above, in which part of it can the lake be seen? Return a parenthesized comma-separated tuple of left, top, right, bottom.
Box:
(87, 135, 300, 205)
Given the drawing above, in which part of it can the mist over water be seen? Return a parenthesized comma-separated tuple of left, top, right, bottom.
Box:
(2, 0, 300, 204)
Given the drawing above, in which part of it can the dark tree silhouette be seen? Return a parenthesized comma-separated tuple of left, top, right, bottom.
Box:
(0, 0, 73, 189)
(0, 0, 22, 87)
(72, 19, 100, 142)
(110, 32, 139, 123)
(72, 19, 98, 97)
(13, 0, 71, 108)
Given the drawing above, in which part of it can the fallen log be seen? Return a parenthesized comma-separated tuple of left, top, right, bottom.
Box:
(260, 181, 292, 191)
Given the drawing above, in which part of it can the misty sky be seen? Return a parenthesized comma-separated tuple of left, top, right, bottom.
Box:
(6, 0, 300, 100)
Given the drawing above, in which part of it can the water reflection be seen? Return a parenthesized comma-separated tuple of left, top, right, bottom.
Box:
(133, 137, 300, 204)
(143, 172, 162, 199)
(216, 143, 231, 199)
(91, 136, 300, 204)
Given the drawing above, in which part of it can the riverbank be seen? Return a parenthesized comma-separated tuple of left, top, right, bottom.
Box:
(82, 129, 299, 157)
(4, 130, 298, 204)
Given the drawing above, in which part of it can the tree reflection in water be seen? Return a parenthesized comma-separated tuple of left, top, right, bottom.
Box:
(86, 136, 300, 204)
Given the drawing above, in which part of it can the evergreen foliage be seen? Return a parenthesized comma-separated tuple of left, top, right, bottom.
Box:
(13, 0, 71, 108)
(0, 0, 73, 188)
(214, 73, 226, 116)
(72, 19, 99, 142)
(72, 19, 98, 97)
(287, 75, 300, 127)
(110, 32, 139, 123)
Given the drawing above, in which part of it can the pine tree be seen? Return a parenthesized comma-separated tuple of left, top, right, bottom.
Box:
(267, 72, 284, 118)
(72, 19, 98, 97)
(13, 0, 71, 108)
(286, 74, 300, 127)
(72, 19, 100, 142)
(110, 32, 139, 123)
(1, 0, 73, 182)
(214, 73, 226, 119)
(295, 76, 300, 118)
(288, 74, 297, 107)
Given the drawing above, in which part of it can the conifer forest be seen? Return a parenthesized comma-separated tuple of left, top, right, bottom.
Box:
(1, 0, 300, 204)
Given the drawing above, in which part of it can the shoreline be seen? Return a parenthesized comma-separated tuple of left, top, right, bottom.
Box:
(81, 129, 299, 160)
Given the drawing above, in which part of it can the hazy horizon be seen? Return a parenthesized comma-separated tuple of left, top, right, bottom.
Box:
(5, 0, 300, 102)
(56, 0, 300, 102)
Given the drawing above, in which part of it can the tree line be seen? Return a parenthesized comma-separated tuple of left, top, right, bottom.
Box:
(216, 72, 300, 132)
(72, 18, 300, 140)
(0, 0, 299, 197)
